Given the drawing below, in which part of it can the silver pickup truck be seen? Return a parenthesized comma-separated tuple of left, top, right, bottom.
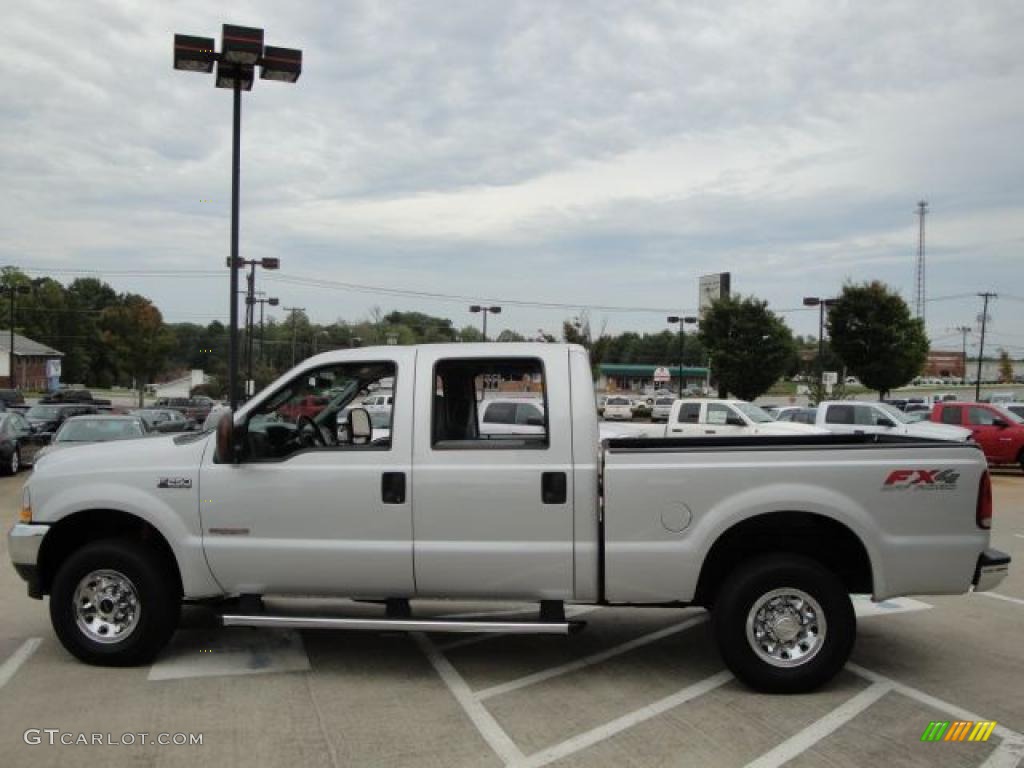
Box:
(8, 343, 1010, 693)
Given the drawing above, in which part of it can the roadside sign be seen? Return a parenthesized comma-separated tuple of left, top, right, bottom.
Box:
(653, 367, 671, 383)
(822, 371, 838, 385)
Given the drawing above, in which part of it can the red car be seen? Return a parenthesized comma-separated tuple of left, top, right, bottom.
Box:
(931, 402, 1024, 471)
(277, 395, 329, 422)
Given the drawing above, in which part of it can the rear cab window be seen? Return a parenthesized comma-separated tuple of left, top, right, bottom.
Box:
(433, 358, 548, 449)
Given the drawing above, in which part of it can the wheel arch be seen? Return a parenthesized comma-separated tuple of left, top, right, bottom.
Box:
(694, 510, 874, 607)
(37, 509, 184, 598)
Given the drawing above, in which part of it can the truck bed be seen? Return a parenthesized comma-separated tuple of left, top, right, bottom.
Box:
(600, 432, 987, 603)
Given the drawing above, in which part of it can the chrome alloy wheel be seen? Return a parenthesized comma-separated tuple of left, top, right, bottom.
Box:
(73, 569, 142, 644)
(10, 450, 18, 473)
(745, 587, 827, 668)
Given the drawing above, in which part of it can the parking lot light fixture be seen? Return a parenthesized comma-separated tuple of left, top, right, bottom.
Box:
(469, 305, 502, 341)
(173, 23, 303, 411)
(667, 316, 698, 395)
(803, 296, 838, 380)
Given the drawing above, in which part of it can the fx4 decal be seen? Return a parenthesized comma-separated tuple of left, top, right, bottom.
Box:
(883, 469, 960, 490)
(158, 477, 193, 490)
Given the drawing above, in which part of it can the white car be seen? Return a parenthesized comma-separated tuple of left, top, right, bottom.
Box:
(650, 397, 675, 422)
(665, 399, 826, 437)
(478, 398, 545, 436)
(814, 401, 970, 441)
(603, 396, 634, 421)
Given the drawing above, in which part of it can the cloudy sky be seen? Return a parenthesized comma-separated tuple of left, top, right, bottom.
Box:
(4, 0, 1023, 354)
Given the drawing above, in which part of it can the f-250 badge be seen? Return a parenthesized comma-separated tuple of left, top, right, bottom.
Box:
(157, 477, 193, 489)
(882, 469, 959, 490)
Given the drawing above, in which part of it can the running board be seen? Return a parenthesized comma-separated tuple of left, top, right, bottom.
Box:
(222, 614, 582, 635)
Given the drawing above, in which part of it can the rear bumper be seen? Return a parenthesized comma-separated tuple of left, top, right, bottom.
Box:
(972, 548, 1011, 593)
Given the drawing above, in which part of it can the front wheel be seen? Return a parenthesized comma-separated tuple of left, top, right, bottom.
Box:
(50, 539, 180, 666)
(712, 554, 855, 693)
(2, 448, 19, 475)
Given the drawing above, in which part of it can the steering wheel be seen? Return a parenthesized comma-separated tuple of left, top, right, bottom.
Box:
(295, 415, 326, 447)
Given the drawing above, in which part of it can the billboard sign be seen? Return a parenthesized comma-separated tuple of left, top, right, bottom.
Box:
(699, 273, 731, 317)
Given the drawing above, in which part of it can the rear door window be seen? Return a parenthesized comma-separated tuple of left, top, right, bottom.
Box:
(515, 403, 544, 425)
(940, 406, 963, 425)
(825, 405, 854, 424)
(677, 403, 701, 423)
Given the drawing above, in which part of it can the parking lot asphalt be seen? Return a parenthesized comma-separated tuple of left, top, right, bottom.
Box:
(0, 470, 1022, 768)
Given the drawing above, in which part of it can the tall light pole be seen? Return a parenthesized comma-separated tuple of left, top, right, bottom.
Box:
(174, 25, 302, 410)
(953, 325, 972, 385)
(469, 305, 501, 341)
(667, 315, 698, 395)
(802, 296, 838, 381)
(1, 281, 31, 389)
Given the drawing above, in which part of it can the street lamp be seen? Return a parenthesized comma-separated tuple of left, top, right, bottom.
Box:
(469, 305, 502, 341)
(174, 25, 302, 410)
(667, 315, 698, 395)
(1, 282, 31, 389)
(802, 296, 838, 381)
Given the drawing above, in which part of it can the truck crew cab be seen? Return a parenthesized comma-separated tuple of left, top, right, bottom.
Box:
(9, 344, 1010, 693)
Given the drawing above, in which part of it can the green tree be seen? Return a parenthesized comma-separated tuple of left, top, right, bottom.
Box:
(827, 281, 928, 398)
(99, 295, 174, 406)
(697, 295, 796, 400)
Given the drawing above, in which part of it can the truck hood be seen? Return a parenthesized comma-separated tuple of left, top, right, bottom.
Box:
(902, 421, 971, 441)
(32, 432, 211, 475)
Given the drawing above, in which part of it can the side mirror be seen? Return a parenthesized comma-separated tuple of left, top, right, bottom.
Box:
(348, 408, 372, 444)
(525, 416, 544, 427)
(216, 411, 241, 463)
(993, 419, 1009, 429)
(878, 418, 895, 428)
(726, 417, 746, 427)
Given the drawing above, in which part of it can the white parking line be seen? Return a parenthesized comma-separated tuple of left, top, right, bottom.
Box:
(475, 613, 708, 701)
(981, 738, 1024, 768)
(743, 682, 893, 768)
(0, 638, 42, 690)
(979, 592, 1024, 608)
(413, 632, 525, 765)
(514, 671, 733, 768)
(847, 663, 1024, 745)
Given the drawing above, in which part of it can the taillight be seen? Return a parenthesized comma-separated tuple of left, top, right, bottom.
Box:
(977, 470, 993, 530)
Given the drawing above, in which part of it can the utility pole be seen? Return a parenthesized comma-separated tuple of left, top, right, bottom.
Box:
(245, 263, 256, 398)
(914, 201, 928, 322)
(975, 293, 996, 401)
(953, 325, 972, 385)
(283, 306, 305, 367)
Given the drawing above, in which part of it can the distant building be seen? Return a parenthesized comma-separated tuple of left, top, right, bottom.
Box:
(923, 350, 965, 379)
(0, 332, 63, 390)
(598, 363, 709, 393)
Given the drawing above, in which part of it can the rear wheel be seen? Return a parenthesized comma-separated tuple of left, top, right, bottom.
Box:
(712, 554, 855, 693)
(50, 539, 180, 666)
(2, 448, 19, 475)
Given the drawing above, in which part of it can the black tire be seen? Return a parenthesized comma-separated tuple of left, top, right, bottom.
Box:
(50, 539, 180, 666)
(0, 447, 17, 475)
(712, 554, 855, 694)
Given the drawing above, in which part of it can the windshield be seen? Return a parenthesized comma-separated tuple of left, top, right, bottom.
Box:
(55, 419, 144, 443)
(607, 397, 630, 405)
(27, 405, 62, 419)
(877, 403, 912, 423)
(733, 402, 774, 424)
(655, 398, 674, 406)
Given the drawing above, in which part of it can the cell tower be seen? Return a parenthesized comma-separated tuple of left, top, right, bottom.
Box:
(914, 200, 928, 321)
